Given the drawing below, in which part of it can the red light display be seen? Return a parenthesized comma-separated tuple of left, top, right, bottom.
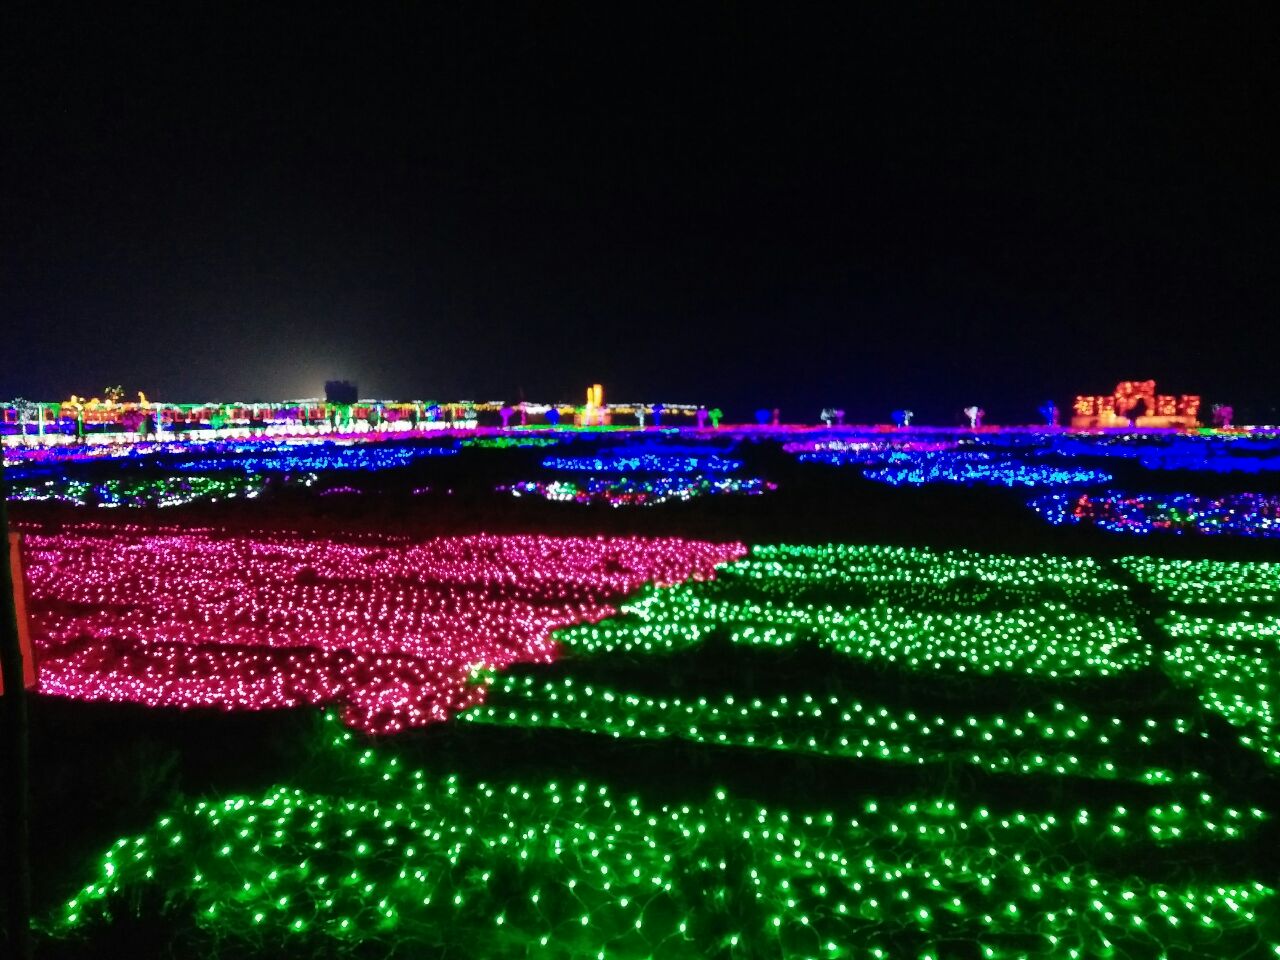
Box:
(1072, 380, 1201, 428)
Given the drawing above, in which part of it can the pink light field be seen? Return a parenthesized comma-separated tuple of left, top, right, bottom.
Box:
(19, 527, 745, 733)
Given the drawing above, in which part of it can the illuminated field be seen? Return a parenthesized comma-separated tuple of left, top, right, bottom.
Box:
(23, 529, 742, 733)
(39, 540, 1280, 958)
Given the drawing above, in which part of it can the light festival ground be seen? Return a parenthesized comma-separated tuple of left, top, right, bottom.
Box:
(7, 428, 1280, 960)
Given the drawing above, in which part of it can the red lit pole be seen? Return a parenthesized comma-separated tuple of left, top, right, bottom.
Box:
(0, 455, 32, 960)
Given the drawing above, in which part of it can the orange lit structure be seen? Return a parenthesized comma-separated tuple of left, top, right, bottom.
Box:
(0, 533, 38, 694)
(1072, 380, 1200, 428)
(578, 383, 610, 426)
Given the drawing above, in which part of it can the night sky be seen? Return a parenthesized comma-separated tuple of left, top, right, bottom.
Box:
(4, 4, 1276, 422)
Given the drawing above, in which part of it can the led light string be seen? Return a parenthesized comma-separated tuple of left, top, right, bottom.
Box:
(7, 472, 284, 508)
(1031, 490, 1280, 539)
(466, 677, 1217, 787)
(23, 529, 744, 733)
(862, 455, 1111, 489)
(555, 546, 1146, 679)
(1118, 557, 1280, 606)
(49, 719, 1277, 960)
(461, 436, 561, 448)
(541, 453, 744, 474)
(738, 544, 1130, 603)
(172, 444, 455, 473)
(1158, 612, 1280, 766)
(502, 476, 777, 507)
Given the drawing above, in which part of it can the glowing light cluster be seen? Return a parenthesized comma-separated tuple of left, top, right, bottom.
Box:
(997, 434, 1280, 474)
(1163, 613, 1280, 766)
(461, 436, 560, 449)
(501, 476, 777, 507)
(50, 718, 1276, 959)
(860, 452, 1111, 488)
(7, 472, 285, 507)
(741, 543, 1129, 601)
(316, 484, 362, 497)
(172, 442, 456, 473)
(1031, 490, 1280, 538)
(22, 529, 744, 732)
(1072, 380, 1200, 428)
(1118, 556, 1280, 606)
(792, 445, 1113, 487)
(782, 438, 958, 455)
(1107, 556, 1280, 766)
(546, 544, 1145, 678)
(468, 678, 1214, 785)
(3, 432, 459, 477)
(1134, 441, 1280, 473)
(541, 453, 743, 473)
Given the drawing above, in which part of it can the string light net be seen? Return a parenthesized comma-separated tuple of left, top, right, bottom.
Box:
(22, 527, 744, 733)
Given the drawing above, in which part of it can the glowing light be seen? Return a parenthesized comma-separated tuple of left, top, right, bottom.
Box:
(1031, 490, 1280, 539)
(48, 716, 1275, 958)
(8, 473, 286, 508)
(502, 476, 776, 506)
(23, 528, 743, 733)
(541, 453, 743, 474)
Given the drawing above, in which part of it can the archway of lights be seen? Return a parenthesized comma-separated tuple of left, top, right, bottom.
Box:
(42, 542, 1280, 958)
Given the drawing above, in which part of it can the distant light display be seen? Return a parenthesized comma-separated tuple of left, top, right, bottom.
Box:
(316, 484, 362, 497)
(783, 438, 958, 455)
(502, 476, 776, 507)
(856, 452, 1111, 488)
(1135, 443, 1280, 473)
(461, 436, 560, 449)
(22, 529, 744, 733)
(1072, 380, 1201, 428)
(1031, 490, 1280, 538)
(541, 453, 743, 474)
(4, 439, 461, 483)
(7, 473, 284, 508)
(173, 443, 455, 473)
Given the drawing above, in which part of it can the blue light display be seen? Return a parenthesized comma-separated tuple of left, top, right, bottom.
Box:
(172, 443, 456, 473)
(865, 455, 1112, 488)
(502, 475, 774, 506)
(798, 448, 1111, 488)
(1030, 490, 1280, 538)
(540, 453, 743, 474)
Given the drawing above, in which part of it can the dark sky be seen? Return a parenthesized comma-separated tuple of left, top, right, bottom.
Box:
(4, 3, 1277, 422)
